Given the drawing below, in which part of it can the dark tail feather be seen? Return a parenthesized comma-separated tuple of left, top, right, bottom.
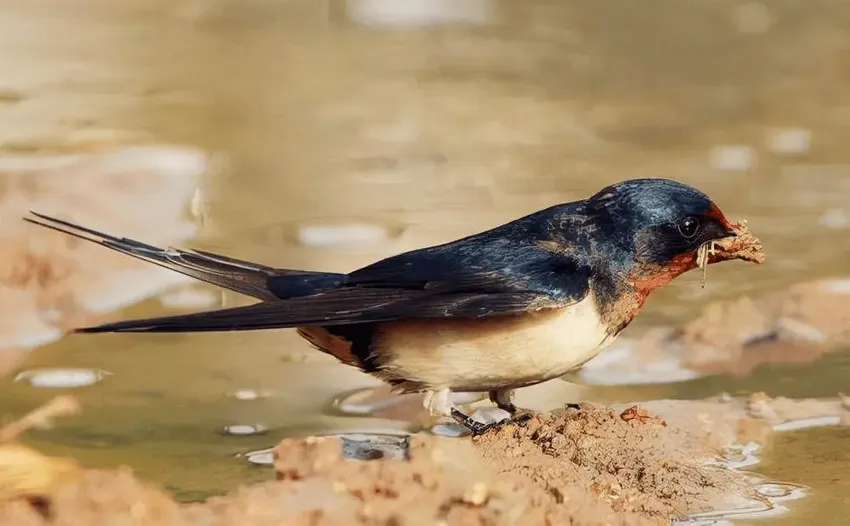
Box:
(73, 302, 295, 334)
(24, 212, 346, 302)
(72, 294, 384, 334)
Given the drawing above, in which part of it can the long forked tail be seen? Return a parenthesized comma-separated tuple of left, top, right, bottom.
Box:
(24, 212, 346, 303)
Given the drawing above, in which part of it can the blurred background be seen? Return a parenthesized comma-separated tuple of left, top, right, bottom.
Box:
(1, 0, 848, 521)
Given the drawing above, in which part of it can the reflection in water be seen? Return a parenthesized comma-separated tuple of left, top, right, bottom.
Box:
(0, 0, 849, 519)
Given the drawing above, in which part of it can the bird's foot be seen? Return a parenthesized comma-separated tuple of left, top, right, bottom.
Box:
(450, 408, 534, 437)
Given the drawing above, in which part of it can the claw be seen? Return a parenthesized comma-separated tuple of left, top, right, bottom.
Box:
(450, 408, 533, 437)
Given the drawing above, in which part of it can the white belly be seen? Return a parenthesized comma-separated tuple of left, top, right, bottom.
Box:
(372, 293, 618, 392)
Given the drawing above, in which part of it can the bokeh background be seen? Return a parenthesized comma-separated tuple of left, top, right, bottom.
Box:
(1, 0, 848, 522)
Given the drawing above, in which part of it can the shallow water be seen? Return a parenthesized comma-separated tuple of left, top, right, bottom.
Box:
(2, 0, 850, 520)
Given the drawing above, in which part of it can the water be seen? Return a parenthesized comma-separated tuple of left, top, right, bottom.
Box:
(1, 0, 849, 520)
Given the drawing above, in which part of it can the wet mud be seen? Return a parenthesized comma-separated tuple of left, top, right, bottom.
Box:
(2, 393, 847, 526)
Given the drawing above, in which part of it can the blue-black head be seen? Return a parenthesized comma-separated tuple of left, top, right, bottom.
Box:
(586, 178, 736, 265)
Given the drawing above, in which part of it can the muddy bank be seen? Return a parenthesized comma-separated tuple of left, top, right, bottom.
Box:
(2, 394, 847, 526)
(581, 278, 850, 385)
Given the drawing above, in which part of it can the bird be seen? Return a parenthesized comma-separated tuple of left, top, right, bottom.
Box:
(24, 178, 763, 435)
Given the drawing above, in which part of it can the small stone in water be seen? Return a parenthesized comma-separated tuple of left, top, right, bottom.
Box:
(221, 424, 268, 436)
(14, 368, 112, 388)
(766, 128, 811, 156)
(230, 388, 265, 401)
(244, 448, 275, 465)
(709, 145, 757, 171)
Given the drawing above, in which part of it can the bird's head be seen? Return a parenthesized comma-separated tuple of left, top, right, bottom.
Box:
(586, 178, 764, 296)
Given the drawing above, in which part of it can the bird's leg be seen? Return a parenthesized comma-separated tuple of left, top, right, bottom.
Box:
(424, 388, 535, 436)
(493, 390, 579, 412)
(489, 389, 534, 426)
(423, 388, 503, 436)
(452, 389, 533, 436)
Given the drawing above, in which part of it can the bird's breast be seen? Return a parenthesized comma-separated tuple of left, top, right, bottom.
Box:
(371, 292, 617, 392)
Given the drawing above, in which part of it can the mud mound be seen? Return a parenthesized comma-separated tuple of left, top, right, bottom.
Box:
(254, 432, 660, 526)
(0, 403, 762, 526)
(0, 433, 658, 526)
(474, 404, 742, 518)
(10, 393, 848, 526)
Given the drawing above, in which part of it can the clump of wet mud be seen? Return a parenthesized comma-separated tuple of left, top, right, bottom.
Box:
(6, 400, 810, 526)
(473, 404, 742, 519)
(706, 220, 766, 266)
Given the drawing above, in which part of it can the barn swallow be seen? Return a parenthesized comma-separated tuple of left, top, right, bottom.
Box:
(25, 178, 763, 435)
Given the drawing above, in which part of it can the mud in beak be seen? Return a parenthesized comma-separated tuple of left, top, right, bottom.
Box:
(704, 220, 765, 265)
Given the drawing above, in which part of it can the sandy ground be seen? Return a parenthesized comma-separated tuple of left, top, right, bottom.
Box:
(1, 392, 848, 526)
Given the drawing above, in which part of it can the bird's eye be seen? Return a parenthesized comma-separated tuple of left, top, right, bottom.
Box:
(677, 216, 700, 239)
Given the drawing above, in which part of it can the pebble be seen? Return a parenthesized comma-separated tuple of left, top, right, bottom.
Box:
(709, 145, 757, 172)
(766, 128, 811, 156)
(220, 424, 268, 436)
(230, 388, 267, 401)
(244, 448, 275, 465)
(14, 368, 112, 388)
